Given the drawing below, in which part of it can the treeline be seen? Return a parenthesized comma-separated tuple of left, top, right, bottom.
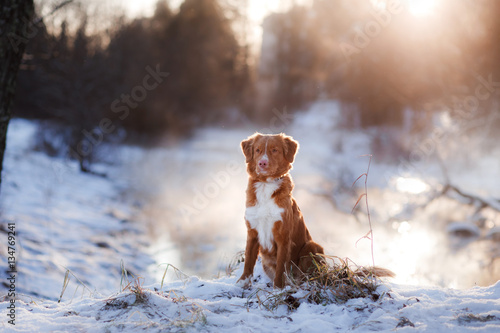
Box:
(14, 0, 253, 170)
(13, 0, 500, 160)
(14, 0, 250, 147)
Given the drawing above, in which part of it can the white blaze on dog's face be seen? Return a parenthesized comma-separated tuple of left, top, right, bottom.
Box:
(241, 133, 298, 180)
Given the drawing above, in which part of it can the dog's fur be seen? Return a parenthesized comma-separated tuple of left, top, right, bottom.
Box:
(237, 133, 324, 288)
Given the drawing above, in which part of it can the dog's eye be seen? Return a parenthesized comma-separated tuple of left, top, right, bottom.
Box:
(255, 148, 260, 153)
(272, 148, 278, 153)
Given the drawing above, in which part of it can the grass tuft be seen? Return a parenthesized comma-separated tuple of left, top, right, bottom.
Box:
(58, 267, 93, 303)
(158, 263, 190, 290)
(125, 277, 148, 304)
(249, 255, 392, 311)
(291, 255, 388, 304)
(225, 251, 245, 277)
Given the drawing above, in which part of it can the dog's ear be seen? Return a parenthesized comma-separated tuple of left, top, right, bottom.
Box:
(282, 135, 298, 163)
(241, 134, 257, 163)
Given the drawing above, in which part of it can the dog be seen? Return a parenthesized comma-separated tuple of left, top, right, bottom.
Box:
(236, 133, 325, 288)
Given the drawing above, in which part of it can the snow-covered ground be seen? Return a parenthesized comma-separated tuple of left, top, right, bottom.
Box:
(6, 263, 500, 332)
(0, 119, 155, 301)
(1, 101, 499, 331)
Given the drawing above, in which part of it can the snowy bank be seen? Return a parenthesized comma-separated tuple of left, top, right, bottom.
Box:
(0, 119, 154, 301)
(5, 263, 500, 332)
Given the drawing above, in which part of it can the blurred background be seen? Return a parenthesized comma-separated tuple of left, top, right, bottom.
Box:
(2, 0, 500, 298)
(14, 0, 500, 136)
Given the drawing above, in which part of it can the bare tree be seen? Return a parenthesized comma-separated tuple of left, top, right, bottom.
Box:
(0, 0, 35, 190)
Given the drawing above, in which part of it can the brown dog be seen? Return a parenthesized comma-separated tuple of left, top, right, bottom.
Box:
(237, 133, 324, 288)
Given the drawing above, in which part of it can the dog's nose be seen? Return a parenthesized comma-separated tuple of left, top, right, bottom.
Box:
(258, 159, 268, 168)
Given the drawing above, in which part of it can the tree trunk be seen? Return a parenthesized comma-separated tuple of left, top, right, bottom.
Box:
(0, 0, 35, 189)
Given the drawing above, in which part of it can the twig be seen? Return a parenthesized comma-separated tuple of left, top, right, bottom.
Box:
(352, 155, 375, 268)
(429, 151, 500, 213)
(34, 0, 74, 24)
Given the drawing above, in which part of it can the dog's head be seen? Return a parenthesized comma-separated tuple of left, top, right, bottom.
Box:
(241, 133, 298, 180)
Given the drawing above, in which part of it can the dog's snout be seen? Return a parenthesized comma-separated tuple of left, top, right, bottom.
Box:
(258, 159, 268, 168)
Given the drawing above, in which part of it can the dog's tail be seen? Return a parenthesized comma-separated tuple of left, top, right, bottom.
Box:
(355, 266, 395, 278)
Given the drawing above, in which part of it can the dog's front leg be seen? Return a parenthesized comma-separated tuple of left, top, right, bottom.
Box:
(273, 221, 291, 288)
(237, 225, 259, 288)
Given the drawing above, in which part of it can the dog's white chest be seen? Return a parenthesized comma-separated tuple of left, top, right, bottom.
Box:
(245, 180, 284, 251)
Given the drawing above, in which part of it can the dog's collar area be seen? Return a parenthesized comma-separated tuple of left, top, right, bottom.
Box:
(266, 175, 287, 183)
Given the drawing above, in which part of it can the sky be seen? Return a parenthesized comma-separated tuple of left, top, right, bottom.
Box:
(123, 0, 439, 19)
(124, 0, 313, 21)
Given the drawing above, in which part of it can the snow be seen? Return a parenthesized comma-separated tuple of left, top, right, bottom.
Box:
(1, 104, 499, 331)
(5, 264, 500, 332)
(1, 119, 154, 301)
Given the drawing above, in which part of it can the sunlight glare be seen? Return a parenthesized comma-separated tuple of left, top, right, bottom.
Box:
(370, 0, 387, 11)
(395, 177, 429, 194)
(408, 0, 437, 17)
(395, 221, 412, 234)
(389, 227, 436, 284)
(124, 0, 158, 17)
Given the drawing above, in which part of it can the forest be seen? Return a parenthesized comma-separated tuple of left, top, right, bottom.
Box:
(10, 0, 500, 169)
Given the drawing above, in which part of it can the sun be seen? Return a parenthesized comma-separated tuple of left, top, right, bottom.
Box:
(408, 0, 437, 17)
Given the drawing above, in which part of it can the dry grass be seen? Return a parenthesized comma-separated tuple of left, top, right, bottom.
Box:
(290, 255, 391, 304)
(225, 251, 245, 277)
(158, 263, 190, 290)
(123, 277, 148, 304)
(249, 255, 393, 311)
(58, 267, 94, 303)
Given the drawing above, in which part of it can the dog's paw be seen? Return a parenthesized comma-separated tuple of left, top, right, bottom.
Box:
(236, 276, 252, 289)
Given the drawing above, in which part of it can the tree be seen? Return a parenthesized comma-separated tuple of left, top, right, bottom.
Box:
(163, 0, 242, 129)
(266, 7, 324, 110)
(0, 0, 35, 189)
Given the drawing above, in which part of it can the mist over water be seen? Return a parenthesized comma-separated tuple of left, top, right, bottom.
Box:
(130, 103, 500, 288)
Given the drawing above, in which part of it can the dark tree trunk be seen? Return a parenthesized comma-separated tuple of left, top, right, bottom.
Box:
(0, 0, 35, 189)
